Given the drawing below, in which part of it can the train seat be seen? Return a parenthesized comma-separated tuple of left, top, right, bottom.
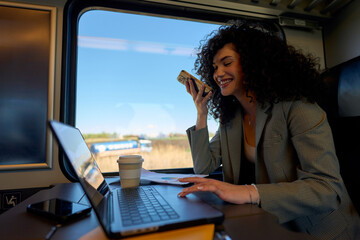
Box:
(319, 58, 360, 214)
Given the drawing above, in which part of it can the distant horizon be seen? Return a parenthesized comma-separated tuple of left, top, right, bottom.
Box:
(82, 130, 215, 140)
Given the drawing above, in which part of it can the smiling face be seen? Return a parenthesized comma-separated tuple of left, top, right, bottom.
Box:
(212, 43, 245, 100)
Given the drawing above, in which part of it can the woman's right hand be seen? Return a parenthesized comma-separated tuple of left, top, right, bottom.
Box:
(185, 80, 212, 130)
(185, 80, 212, 129)
(177, 177, 259, 205)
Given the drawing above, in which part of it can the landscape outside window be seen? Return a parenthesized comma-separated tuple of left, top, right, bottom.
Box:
(76, 10, 220, 172)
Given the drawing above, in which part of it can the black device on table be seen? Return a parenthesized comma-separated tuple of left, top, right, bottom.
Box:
(27, 198, 91, 222)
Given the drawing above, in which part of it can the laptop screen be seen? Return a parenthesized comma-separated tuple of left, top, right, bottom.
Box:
(50, 121, 107, 205)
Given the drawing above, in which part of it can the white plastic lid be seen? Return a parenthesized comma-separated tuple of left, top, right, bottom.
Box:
(117, 155, 144, 164)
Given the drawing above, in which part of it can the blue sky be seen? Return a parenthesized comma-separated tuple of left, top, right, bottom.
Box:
(76, 10, 220, 137)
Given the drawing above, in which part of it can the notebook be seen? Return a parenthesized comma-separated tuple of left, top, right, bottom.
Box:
(49, 120, 224, 239)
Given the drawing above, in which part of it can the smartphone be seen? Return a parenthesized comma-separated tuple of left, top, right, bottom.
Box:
(177, 70, 213, 97)
(27, 198, 91, 222)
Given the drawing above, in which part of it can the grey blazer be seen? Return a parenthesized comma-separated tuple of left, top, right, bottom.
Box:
(187, 100, 359, 240)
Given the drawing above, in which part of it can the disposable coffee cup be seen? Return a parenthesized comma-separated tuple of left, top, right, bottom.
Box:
(117, 155, 144, 188)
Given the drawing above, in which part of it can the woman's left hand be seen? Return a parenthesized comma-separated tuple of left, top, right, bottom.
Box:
(177, 177, 257, 204)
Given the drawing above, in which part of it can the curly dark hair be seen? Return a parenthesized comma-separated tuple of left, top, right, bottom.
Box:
(194, 20, 323, 124)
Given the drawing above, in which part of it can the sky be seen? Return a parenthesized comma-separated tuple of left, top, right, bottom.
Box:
(76, 10, 220, 137)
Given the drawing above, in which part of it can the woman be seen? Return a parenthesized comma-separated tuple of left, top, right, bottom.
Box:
(178, 20, 359, 239)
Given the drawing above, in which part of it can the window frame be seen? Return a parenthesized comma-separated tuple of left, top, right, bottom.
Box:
(0, 2, 56, 171)
(61, 0, 284, 181)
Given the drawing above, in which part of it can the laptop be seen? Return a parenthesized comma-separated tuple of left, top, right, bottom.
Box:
(49, 120, 224, 238)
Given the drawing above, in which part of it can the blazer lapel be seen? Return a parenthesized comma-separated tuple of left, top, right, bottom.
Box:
(224, 110, 243, 184)
(255, 102, 272, 183)
(256, 102, 272, 146)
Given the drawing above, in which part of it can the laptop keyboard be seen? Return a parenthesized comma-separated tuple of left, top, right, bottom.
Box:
(118, 186, 180, 226)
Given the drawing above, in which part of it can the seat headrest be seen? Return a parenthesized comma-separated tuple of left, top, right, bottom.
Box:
(338, 60, 360, 117)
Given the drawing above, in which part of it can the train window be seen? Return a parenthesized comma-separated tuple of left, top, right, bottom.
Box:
(75, 10, 220, 172)
(63, 1, 284, 177)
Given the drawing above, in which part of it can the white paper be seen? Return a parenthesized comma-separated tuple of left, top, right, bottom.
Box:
(140, 168, 208, 185)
